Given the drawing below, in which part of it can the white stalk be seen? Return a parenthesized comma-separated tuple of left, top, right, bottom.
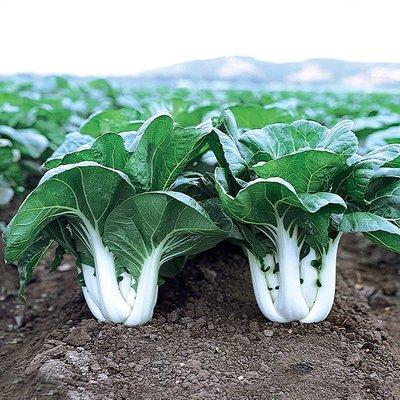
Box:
(274, 219, 309, 321)
(119, 272, 136, 307)
(123, 246, 163, 326)
(82, 264, 101, 306)
(264, 254, 279, 302)
(82, 287, 106, 322)
(247, 250, 286, 323)
(85, 224, 131, 323)
(119, 272, 132, 300)
(125, 286, 137, 308)
(300, 248, 318, 308)
(301, 234, 342, 323)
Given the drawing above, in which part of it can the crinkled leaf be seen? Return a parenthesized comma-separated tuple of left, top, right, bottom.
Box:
(253, 149, 346, 192)
(239, 120, 357, 163)
(207, 128, 249, 187)
(125, 114, 211, 191)
(16, 231, 53, 296)
(368, 180, 400, 222)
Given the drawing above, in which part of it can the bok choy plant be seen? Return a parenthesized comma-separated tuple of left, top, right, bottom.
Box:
(210, 111, 400, 323)
(3, 113, 231, 325)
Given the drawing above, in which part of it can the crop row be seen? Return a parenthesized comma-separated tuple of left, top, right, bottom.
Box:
(3, 105, 400, 325)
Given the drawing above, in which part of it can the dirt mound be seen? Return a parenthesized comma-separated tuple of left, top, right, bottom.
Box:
(0, 213, 399, 400)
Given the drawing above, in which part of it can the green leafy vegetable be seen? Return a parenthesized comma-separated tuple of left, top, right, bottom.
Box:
(211, 113, 400, 323)
(4, 114, 231, 326)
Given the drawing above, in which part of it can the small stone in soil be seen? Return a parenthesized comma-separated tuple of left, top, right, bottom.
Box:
(369, 372, 379, 381)
(37, 360, 73, 384)
(291, 362, 314, 375)
(263, 329, 274, 337)
(345, 353, 361, 366)
(236, 334, 250, 346)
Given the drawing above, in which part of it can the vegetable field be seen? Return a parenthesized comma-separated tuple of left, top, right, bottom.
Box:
(0, 77, 399, 400)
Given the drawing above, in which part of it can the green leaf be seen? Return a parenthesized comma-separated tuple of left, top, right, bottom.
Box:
(363, 127, 400, 152)
(368, 180, 400, 222)
(339, 212, 400, 252)
(253, 149, 346, 192)
(0, 139, 22, 206)
(172, 174, 213, 199)
(4, 162, 135, 263)
(236, 224, 275, 257)
(230, 104, 294, 128)
(49, 245, 66, 272)
(103, 191, 232, 281)
(318, 120, 358, 156)
(353, 114, 400, 139)
(125, 114, 211, 191)
(239, 120, 357, 163)
(80, 109, 142, 137)
(211, 109, 240, 141)
(159, 256, 186, 278)
(207, 128, 249, 185)
(46, 218, 78, 255)
(0, 139, 14, 172)
(334, 145, 400, 204)
(174, 105, 216, 127)
(16, 231, 53, 296)
(44, 132, 94, 169)
(44, 133, 130, 170)
(215, 169, 346, 234)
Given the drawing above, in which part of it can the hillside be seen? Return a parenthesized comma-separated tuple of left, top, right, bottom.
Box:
(135, 56, 400, 89)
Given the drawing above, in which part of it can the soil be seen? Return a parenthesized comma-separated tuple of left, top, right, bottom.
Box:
(0, 201, 399, 400)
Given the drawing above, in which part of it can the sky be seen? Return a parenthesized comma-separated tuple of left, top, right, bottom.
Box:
(1, 0, 399, 76)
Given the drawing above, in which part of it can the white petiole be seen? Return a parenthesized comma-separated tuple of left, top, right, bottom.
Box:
(248, 215, 342, 323)
(300, 248, 318, 309)
(78, 221, 163, 326)
(300, 234, 342, 323)
(123, 246, 163, 326)
(273, 219, 309, 321)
